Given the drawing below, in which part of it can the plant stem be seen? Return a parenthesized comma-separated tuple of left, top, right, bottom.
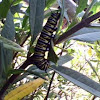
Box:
(55, 11, 100, 44)
(44, 71, 55, 100)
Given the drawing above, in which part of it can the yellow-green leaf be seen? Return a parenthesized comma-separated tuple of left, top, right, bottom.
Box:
(4, 78, 45, 100)
(88, 47, 92, 56)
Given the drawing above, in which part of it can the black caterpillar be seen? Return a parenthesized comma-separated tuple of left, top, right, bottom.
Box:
(32, 12, 60, 71)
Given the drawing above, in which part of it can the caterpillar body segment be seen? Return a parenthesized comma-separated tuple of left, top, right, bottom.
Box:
(32, 12, 60, 70)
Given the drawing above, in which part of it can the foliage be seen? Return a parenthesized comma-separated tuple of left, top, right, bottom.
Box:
(0, 0, 100, 99)
(4, 78, 45, 100)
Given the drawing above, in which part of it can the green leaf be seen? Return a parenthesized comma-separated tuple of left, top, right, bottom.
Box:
(76, 0, 88, 14)
(70, 31, 100, 42)
(26, 69, 47, 80)
(69, 27, 100, 42)
(29, 0, 45, 42)
(45, 0, 56, 10)
(82, 0, 98, 19)
(70, 27, 100, 37)
(22, 16, 29, 28)
(8, 69, 24, 75)
(22, 7, 29, 28)
(12, 66, 47, 84)
(1, 10, 15, 71)
(67, 48, 75, 54)
(0, 11, 21, 52)
(52, 65, 100, 97)
(57, 54, 73, 66)
(1, 11, 15, 40)
(48, 43, 59, 64)
(0, 36, 24, 52)
(0, 0, 10, 18)
(11, 4, 23, 14)
(9, 0, 23, 5)
(91, 1, 100, 14)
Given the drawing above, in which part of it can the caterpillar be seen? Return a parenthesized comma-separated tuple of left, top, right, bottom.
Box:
(32, 12, 60, 71)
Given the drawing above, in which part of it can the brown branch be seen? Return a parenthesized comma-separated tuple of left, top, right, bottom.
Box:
(55, 11, 100, 44)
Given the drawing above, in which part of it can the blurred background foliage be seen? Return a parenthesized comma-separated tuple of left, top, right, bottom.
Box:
(0, 0, 100, 99)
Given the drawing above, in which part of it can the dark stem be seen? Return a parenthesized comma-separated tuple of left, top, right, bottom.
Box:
(44, 71, 55, 100)
(55, 11, 100, 44)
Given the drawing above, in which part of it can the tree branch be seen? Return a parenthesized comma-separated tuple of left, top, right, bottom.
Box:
(55, 11, 100, 44)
